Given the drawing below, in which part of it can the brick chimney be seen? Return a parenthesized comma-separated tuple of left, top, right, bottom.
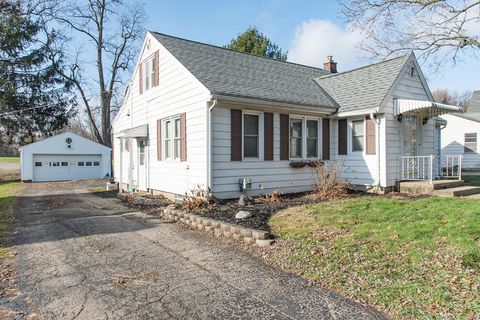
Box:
(324, 55, 337, 74)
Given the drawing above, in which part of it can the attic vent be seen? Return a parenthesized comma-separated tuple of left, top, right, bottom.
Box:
(146, 39, 151, 50)
(409, 66, 416, 77)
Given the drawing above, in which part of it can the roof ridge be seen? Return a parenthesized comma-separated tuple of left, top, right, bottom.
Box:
(149, 31, 329, 74)
(316, 54, 411, 79)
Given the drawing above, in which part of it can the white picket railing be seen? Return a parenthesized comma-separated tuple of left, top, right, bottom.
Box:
(401, 155, 434, 182)
(441, 155, 463, 180)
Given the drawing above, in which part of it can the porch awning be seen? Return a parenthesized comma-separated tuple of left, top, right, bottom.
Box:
(116, 124, 148, 138)
(394, 99, 463, 117)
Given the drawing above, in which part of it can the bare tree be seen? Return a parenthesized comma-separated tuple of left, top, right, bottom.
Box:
(340, 1, 480, 68)
(49, 0, 145, 146)
(432, 88, 473, 110)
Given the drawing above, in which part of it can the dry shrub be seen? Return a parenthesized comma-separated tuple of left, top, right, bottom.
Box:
(311, 162, 350, 199)
(265, 190, 283, 203)
(182, 185, 212, 211)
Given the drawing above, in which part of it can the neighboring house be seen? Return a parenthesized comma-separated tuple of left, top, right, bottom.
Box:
(20, 132, 112, 182)
(112, 32, 463, 200)
(441, 91, 480, 170)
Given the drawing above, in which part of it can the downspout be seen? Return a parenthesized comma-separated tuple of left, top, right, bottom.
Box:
(119, 136, 123, 192)
(370, 112, 381, 187)
(206, 98, 217, 190)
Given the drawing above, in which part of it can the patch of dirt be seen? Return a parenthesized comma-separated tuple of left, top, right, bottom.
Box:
(110, 272, 161, 287)
(0, 251, 18, 298)
(380, 191, 430, 200)
(41, 198, 74, 210)
(91, 190, 118, 198)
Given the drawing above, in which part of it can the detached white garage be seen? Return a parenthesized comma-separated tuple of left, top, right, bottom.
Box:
(20, 132, 111, 182)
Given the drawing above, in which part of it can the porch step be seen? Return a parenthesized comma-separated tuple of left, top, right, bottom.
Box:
(400, 180, 464, 195)
(433, 186, 480, 197)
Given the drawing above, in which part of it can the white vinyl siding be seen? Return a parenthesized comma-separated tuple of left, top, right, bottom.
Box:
(112, 33, 210, 194)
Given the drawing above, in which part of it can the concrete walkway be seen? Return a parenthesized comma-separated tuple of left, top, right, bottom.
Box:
(2, 180, 385, 319)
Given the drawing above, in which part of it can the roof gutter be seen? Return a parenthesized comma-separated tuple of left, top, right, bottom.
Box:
(213, 94, 336, 116)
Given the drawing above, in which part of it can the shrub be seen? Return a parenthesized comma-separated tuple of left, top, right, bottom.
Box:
(265, 190, 282, 203)
(182, 185, 212, 211)
(311, 161, 350, 199)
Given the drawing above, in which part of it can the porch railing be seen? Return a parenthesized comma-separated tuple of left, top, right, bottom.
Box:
(401, 155, 434, 182)
(441, 155, 462, 180)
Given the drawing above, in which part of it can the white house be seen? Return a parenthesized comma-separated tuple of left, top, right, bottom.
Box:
(441, 91, 480, 170)
(112, 32, 463, 200)
(20, 132, 112, 182)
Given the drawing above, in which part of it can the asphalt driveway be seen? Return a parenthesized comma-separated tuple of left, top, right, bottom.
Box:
(2, 180, 385, 319)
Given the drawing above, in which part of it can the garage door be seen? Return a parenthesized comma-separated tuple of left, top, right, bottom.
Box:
(33, 154, 103, 182)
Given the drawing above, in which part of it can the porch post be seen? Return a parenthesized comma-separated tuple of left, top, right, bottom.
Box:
(429, 155, 434, 183)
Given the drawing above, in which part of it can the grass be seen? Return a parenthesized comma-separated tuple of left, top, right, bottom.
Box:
(0, 172, 21, 260)
(0, 157, 19, 163)
(463, 175, 480, 186)
(268, 196, 480, 319)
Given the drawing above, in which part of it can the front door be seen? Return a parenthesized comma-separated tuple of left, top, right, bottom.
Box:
(402, 115, 417, 156)
(137, 139, 148, 190)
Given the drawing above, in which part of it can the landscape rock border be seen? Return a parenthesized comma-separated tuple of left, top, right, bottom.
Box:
(117, 193, 275, 247)
(163, 206, 275, 247)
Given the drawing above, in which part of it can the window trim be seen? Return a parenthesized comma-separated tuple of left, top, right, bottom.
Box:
(162, 115, 181, 161)
(288, 115, 321, 160)
(350, 118, 365, 153)
(242, 111, 263, 160)
(464, 133, 477, 153)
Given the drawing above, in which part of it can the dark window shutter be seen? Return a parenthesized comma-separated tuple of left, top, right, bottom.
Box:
(322, 118, 330, 160)
(280, 114, 289, 160)
(153, 50, 159, 87)
(139, 63, 143, 94)
(264, 112, 274, 161)
(157, 119, 162, 160)
(231, 109, 242, 161)
(366, 116, 376, 155)
(180, 112, 187, 161)
(338, 119, 348, 155)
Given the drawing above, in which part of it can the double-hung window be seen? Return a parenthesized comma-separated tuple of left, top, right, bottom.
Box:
(163, 115, 180, 159)
(465, 133, 477, 153)
(290, 118, 303, 158)
(143, 57, 154, 92)
(290, 118, 320, 159)
(243, 113, 259, 158)
(352, 120, 364, 152)
(306, 120, 318, 158)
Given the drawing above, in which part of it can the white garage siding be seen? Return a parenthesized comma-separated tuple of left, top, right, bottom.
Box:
(32, 154, 102, 182)
(20, 132, 111, 182)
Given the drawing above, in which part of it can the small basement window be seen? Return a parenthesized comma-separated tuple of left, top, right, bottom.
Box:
(93, 161, 100, 166)
(78, 162, 85, 166)
(86, 161, 92, 166)
(35, 162, 42, 167)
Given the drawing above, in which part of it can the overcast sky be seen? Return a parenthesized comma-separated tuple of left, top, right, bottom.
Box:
(144, 0, 479, 93)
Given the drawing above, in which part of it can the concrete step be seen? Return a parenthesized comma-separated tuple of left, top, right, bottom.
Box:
(400, 180, 464, 195)
(432, 180, 464, 190)
(433, 186, 480, 197)
(464, 193, 480, 199)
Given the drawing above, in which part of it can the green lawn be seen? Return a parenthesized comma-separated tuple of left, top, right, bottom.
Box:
(0, 172, 21, 260)
(268, 196, 480, 319)
(0, 157, 19, 163)
(463, 175, 480, 186)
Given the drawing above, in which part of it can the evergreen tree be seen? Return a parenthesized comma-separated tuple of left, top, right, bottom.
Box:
(0, 0, 75, 145)
(226, 26, 287, 61)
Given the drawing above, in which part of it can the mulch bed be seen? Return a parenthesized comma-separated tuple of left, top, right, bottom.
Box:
(109, 189, 430, 232)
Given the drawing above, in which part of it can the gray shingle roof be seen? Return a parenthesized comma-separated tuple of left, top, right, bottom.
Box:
(315, 55, 410, 112)
(151, 32, 337, 110)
